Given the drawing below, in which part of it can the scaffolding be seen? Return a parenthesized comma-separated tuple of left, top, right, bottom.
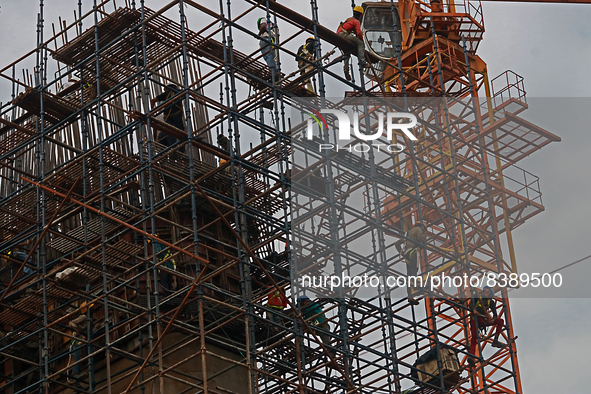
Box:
(0, 1, 560, 394)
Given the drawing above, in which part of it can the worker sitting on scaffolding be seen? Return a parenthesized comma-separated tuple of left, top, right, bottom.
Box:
(150, 84, 186, 153)
(336, 6, 367, 81)
(258, 17, 280, 82)
(467, 286, 507, 365)
(394, 224, 427, 305)
(296, 37, 317, 92)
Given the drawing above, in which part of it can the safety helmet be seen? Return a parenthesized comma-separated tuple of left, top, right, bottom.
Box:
(353, 5, 364, 14)
(298, 295, 310, 302)
(306, 36, 315, 42)
(483, 286, 495, 297)
(69, 75, 81, 83)
(257, 17, 265, 29)
(147, 233, 160, 243)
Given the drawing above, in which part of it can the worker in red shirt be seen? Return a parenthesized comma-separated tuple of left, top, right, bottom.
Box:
(267, 287, 288, 324)
(336, 6, 367, 81)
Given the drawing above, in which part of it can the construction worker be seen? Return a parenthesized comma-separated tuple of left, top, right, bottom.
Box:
(150, 84, 185, 153)
(296, 37, 317, 92)
(68, 329, 84, 380)
(394, 224, 427, 305)
(257, 17, 279, 79)
(267, 287, 288, 323)
(431, 0, 444, 13)
(299, 295, 331, 350)
(67, 302, 92, 380)
(468, 286, 507, 365)
(217, 134, 230, 153)
(150, 236, 177, 294)
(336, 6, 367, 81)
(3, 249, 34, 275)
(217, 134, 232, 174)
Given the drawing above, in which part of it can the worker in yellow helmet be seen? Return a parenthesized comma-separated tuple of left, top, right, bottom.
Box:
(296, 37, 317, 92)
(336, 5, 367, 81)
(3, 249, 34, 274)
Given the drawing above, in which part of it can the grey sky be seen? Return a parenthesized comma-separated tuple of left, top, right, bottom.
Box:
(478, 4, 591, 394)
(1, 0, 590, 393)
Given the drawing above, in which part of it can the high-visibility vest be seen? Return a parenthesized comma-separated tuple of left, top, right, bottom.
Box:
(268, 290, 286, 309)
(297, 45, 314, 69)
(337, 17, 356, 36)
(475, 297, 491, 313)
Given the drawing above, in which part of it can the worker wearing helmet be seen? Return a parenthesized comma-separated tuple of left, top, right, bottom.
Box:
(394, 224, 427, 305)
(467, 286, 507, 365)
(298, 295, 332, 351)
(67, 301, 94, 380)
(257, 17, 280, 81)
(296, 37, 317, 92)
(3, 249, 34, 275)
(336, 5, 367, 81)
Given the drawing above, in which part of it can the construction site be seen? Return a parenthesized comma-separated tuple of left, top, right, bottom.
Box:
(0, 0, 568, 393)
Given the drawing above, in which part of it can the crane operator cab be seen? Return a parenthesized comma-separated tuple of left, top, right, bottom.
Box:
(360, 3, 402, 61)
(356, 3, 402, 77)
(357, 1, 474, 87)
